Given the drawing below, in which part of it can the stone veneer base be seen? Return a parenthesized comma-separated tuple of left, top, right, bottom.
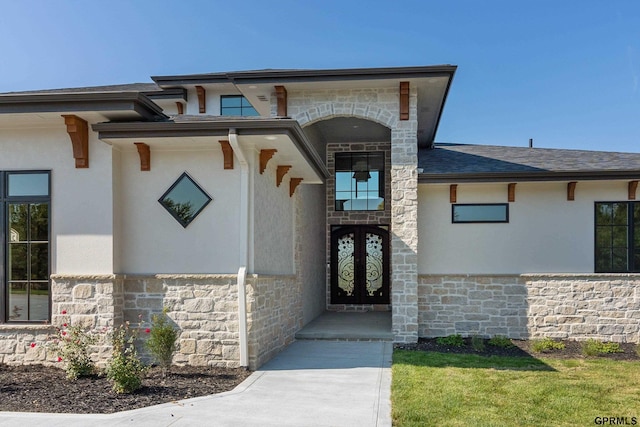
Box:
(419, 274, 640, 343)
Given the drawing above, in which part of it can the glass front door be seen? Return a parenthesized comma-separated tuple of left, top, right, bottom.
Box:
(331, 225, 389, 304)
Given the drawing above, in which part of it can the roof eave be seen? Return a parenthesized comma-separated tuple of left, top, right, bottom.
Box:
(419, 170, 640, 183)
(0, 92, 168, 121)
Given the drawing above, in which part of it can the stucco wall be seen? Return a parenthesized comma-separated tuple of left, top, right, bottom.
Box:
(252, 149, 295, 274)
(418, 181, 630, 274)
(117, 147, 242, 274)
(296, 184, 326, 324)
(0, 125, 114, 274)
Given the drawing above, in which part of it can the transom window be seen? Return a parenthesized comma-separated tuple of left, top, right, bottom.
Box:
(595, 202, 640, 272)
(220, 95, 259, 117)
(452, 204, 509, 223)
(1, 171, 51, 322)
(335, 152, 384, 211)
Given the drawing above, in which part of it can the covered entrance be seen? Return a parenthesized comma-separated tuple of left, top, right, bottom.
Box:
(331, 225, 390, 304)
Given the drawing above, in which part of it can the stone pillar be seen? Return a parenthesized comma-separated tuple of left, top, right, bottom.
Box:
(390, 91, 419, 343)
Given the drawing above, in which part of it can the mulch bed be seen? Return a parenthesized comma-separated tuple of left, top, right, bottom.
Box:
(396, 337, 640, 361)
(0, 365, 251, 414)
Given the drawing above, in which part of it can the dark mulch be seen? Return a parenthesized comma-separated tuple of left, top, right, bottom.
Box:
(395, 337, 640, 361)
(0, 365, 251, 414)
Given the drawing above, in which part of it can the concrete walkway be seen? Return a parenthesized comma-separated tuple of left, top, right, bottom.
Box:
(0, 340, 392, 427)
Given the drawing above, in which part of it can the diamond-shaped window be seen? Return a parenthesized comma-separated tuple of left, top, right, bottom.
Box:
(159, 173, 212, 228)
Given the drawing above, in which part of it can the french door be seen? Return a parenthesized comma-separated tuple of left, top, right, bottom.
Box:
(331, 225, 389, 304)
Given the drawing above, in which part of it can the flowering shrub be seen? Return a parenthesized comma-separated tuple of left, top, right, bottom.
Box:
(106, 321, 147, 393)
(50, 321, 97, 380)
(145, 308, 178, 378)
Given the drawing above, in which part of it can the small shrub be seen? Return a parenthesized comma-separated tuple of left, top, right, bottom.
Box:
(436, 334, 464, 347)
(470, 335, 485, 352)
(531, 337, 566, 353)
(106, 322, 147, 393)
(582, 339, 623, 357)
(145, 309, 178, 377)
(50, 322, 97, 380)
(488, 335, 514, 348)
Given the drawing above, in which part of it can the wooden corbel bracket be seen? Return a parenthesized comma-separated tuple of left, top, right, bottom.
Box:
(275, 85, 287, 116)
(399, 81, 410, 120)
(260, 149, 277, 174)
(276, 165, 291, 187)
(567, 182, 577, 201)
(61, 114, 89, 168)
(134, 143, 150, 171)
(508, 183, 516, 202)
(629, 180, 639, 200)
(290, 178, 303, 197)
(196, 86, 206, 113)
(449, 184, 457, 203)
(219, 140, 234, 169)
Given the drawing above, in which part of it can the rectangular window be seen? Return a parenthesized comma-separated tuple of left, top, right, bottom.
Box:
(220, 95, 259, 117)
(595, 202, 640, 273)
(1, 171, 50, 322)
(335, 152, 384, 211)
(452, 204, 509, 223)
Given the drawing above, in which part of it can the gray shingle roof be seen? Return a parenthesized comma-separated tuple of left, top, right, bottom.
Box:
(0, 83, 160, 96)
(419, 143, 640, 182)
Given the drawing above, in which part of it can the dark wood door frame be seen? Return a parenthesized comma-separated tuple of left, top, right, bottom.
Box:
(330, 225, 390, 304)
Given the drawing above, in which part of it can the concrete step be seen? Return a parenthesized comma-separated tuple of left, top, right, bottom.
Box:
(295, 311, 393, 342)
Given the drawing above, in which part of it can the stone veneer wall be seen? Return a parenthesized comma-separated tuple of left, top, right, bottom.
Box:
(1, 274, 302, 369)
(419, 274, 640, 343)
(245, 275, 301, 370)
(284, 87, 420, 341)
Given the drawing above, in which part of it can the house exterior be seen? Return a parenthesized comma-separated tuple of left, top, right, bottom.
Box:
(0, 65, 638, 369)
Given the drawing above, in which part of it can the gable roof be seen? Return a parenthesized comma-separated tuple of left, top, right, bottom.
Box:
(419, 143, 640, 183)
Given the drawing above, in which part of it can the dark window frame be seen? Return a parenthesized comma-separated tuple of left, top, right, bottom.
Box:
(1, 170, 51, 323)
(220, 95, 259, 117)
(158, 172, 212, 228)
(452, 203, 509, 223)
(334, 152, 385, 212)
(594, 201, 640, 273)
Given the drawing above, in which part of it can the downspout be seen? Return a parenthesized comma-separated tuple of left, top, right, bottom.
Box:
(229, 129, 249, 368)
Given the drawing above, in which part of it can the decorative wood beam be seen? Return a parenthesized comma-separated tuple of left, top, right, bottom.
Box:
(195, 85, 206, 113)
(567, 181, 577, 201)
(134, 143, 150, 171)
(290, 178, 303, 197)
(61, 114, 89, 168)
(260, 149, 277, 174)
(449, 184, 457, 203)
(629, 180, 639, 200)
(275, 85, 287, 116)
(399, 81, 410, 120)
(508, 183, 516, 202)
(176, 102, 184, 115)
(219, 140, 234, 169)
(276, 165, 291, 187)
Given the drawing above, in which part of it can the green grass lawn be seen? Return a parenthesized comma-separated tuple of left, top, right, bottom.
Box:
(392, 350, 640, 427)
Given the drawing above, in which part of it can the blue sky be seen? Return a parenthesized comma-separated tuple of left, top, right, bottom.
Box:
(1, 0, 639, 152)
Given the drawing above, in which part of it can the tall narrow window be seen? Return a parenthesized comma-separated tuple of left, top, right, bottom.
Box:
(595, 202, 640, 272)
(2, 171, 50, 322)
(335, 152, 384, 211)
(220, 95, 259, 117)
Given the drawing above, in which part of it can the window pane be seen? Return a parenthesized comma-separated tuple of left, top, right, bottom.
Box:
(222, 107, 242, 116)
(30, 203, 48, 241)
(159, 173, 212, 227)
(612, 248, 628, 271)
(595, 226, 611, 248)
(595, 248, 612, 272)
(335, 172, 352, 192)
(221, 96, 242, 107)
(242, 106, 259, 116)
(29, 282, 49, 321)
(453, 204, 508, 223)
(9, 203, 28, 242)
(8, 283, 28, 321)
(30, 243, 49, 280)
(596, 203, 613, 225)
(9, 243, 27, 280)
(612, 203, 628, 225)
(612, 226, 628, 248)
(8, 173, 49, 196)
